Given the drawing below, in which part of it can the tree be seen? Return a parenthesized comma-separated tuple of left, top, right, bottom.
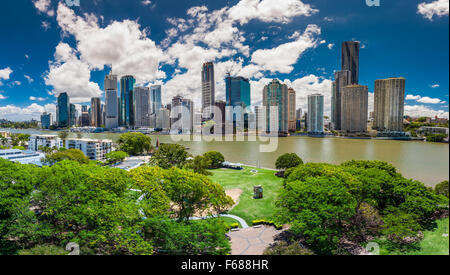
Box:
(117, 132, 153, 156)
(186, 155, 212, 175)
(0, 159, 35, 241)
(43, 149, 90, 165)
(203, 151, 225, 169)
(76, 132, 83, 139)
(0, 136, 8, 146)
(105, 151, 129, 166)
(58, 131, 69, 148)
(150, 144, 190, 169)
(275, 153, 303, 171)
(17, 134, 30, 147)
(435, 181, 449, 198)
(275, 176, 357, 254)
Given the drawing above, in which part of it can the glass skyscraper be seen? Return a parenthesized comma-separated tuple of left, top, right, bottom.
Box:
(120, 75, 136, 127)
(262, 79, 289, 134)
(150, 85, 162, 114)
(307, 94, 324, 134)
(225, 76, 251, 108)
(56, 92, 70, 128)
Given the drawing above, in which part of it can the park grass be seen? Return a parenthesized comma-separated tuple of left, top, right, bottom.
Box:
(209, 167, 284, 224)
(377, 218, 449, 255)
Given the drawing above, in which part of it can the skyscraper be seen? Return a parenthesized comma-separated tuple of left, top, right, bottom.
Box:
(70, 104, 76, 127)
(41, 112, 52, 129)
(105, 72, 119, 129)
(120, 75, 136, 127)
(150, 85, 162, 114)
(56, 92, 70, 128)
(288, 88, 296, 132)
(373, 78, 406, 132)
(202, 62, 215, 119)
(341, 85, 368, 133)
(171, 95, 194, 133)
(134, 86, 151, 128)
(307, 94, 324, 134)
(91, 97, 102, 127)
(331, 70, 351, 130)
(341, 41, 360, 84)
(225, 76, 251, 108)
(262, 79, 288, 134)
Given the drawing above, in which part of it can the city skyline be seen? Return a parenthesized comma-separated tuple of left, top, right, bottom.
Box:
(0, 0, 449, 122)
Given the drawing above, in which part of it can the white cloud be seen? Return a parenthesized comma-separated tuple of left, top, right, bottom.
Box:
(228, 0, 318, 25)
(430, 84, 440, 88)
(0, 67, 13, 80)
(55, 3, 166, 83)
(406, 94, 445, 104)
(45, 42, 102, 103)
(0, 103, 56, 122)
(327, 43, 334, 50)
(418, 0, 449, 20)
(24, 75, 34, 83)
(405, 105, 449, 118)
(250, 25, 321, 74)
(0, 91, 6, 100)
(29, 96, 47, 102)
(33, 0, 55, 17)
(41, 21, 51, 31)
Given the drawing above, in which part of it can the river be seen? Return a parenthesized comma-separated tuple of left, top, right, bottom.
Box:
(3, 128, 449, 186)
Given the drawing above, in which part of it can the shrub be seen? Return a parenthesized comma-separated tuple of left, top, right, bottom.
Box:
(275, 153, 303, 171)
(203, 151, 225, 169)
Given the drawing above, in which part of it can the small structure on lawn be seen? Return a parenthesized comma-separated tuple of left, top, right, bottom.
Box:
(254, 185, 263, 199)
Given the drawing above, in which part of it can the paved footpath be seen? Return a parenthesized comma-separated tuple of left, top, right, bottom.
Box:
(227, 226, 282, 255)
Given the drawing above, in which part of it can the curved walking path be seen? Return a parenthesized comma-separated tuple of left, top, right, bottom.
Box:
(189, 214, 249, 228)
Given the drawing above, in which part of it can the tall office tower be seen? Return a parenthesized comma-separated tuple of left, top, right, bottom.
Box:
(214, 100, 226, 133)
(254, 106, 265, 132)
(120, 75, 136, 127)
(341, 85, 368, 133)
(56, 92, 70, 128)
(90, 97, 102, 127)
(171, 95, 194, 133)
(288, 88, 296, 132)
(262, 79, 289, 134)
(134, 86, 151, 128)
(150, 85, 162, 114)
(341, 41, 360, 84)
(202, 62, 215, 119)
(41, 112, 52, 129)
(373, 78, 406, 132)
(105, 72, 119, 129)
(225, 76, 251, 108)
(296, 108, 303, 131)
(307, 94, 324, 134)
(81, 112, 90, 127)
(81, 105, 88, 113)
(331, 70, 351, 130)
(70, 104, 76, 127)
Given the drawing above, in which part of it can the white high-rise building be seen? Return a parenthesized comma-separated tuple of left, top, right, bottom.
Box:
(28, 135, 63, 151)
(307, 94, 324, 134)
(105, 71, 119, 129)
(156, 108, 171, 131)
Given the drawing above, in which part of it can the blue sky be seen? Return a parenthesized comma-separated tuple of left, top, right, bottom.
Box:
(0, 0, 448, 121)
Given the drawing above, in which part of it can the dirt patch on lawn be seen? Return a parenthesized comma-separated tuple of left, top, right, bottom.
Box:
(226, 188, 243, 210)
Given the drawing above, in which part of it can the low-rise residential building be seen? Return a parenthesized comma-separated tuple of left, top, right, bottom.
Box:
(65, 138, 112, 161)
(417, 127, 449, 136)
(0, 149, 45, 166)
(28, 135, 63, 151)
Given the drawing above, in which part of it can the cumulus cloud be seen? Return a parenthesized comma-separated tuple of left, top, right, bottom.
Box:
(0, 103, 56, 122)
(228, 0, 318, 25)
(24, 75, 34, 83)
(33, 0, 55, 17)
(29, 96, 47, 102)
(250, 25, 321, 74)
(0, 67, 13, 80)
(406, 94, 445, 104)
(430, 84, 440, 88)
(418, 0, 449, 20)
(405, 105, 449, 118)
(45, 42, 102, 103)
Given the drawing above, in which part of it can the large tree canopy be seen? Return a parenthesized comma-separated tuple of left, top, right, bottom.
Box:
(117, 132, 153, 156)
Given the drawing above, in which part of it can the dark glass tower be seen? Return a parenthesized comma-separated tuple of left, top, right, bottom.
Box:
(225, 76, 251, 108)
(120, 75, 136, 127)
(341, 41, 360, 84)
(202, 62, 215, 119)
(56, 92, 70, 128)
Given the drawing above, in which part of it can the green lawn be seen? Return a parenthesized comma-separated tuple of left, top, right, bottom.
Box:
(378, 218, 449, 255)
(209, 167, 284, 224)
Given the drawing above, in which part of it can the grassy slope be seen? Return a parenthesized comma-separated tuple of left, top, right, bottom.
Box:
(408, 218, 449, 255)
(209, 167, 284, 224)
